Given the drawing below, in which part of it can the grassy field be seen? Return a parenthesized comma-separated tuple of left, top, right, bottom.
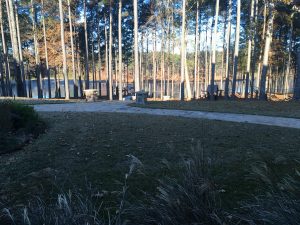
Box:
(131, 100, 300, 118)
(1, 112, 300, 213)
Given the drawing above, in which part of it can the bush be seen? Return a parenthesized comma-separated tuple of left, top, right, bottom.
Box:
(0, 101, 45, 154)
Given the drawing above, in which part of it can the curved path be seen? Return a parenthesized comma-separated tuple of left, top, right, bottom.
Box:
(34, 101, 300, 129)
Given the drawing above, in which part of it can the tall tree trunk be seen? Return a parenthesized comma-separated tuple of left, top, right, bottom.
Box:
(67, 0, 77, 98)
(41, 0, 51, 98)
(14, 1, 26, 97)
(294, 48, 300, 100)
(194, 0, 199, 99)
(231, 0, 241, 97)
(251, 0, 259, 98)
(84, 0, 89, 89)
(118, 0, 123, 100)
(104, 16, 109, 98)
(152, 27, 157, 99)
(259, 2, 274, 100)
(59, 0, 70, 99)
(160, 29, 165, 99)
(31, 0, 43, 98)
(134, 0, 140, 92)
(224, 0, 232, 98)
(0, 1, 12, 96)
(180, 0, 186, 100)
(7, 0, 24, 97)
(210, 0, 220, 100)
(257, 3, 267, 90)
(285, 20, 293, 99)
(97, 17, 102, 97)
(108, 1, 113, 100)
(245, 0, 255, 99)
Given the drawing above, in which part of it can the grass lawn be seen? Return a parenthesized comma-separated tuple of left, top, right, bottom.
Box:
(131, 100, 300, 118)
(1, 112, 300, 211)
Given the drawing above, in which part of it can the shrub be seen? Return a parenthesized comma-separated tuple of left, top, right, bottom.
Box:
(0, 101, 45, 154)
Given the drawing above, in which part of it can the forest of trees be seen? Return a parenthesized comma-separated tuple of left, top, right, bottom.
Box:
(0, 0, 300, 101)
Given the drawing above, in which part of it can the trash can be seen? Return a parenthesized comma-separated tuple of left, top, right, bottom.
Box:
(135, 91, 148, 105)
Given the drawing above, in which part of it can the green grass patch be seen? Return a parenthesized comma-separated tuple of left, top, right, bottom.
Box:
(131, 100, 300, 118)
(0, 112, 299, 211)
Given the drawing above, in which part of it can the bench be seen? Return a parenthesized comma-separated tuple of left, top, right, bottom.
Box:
(83, 89, 98, 102)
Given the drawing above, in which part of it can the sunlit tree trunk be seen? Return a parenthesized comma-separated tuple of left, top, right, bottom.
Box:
(210, 0, 219, 100)
(104, 16, 109, 98)
(41, 0, 51, 98)
(0, 1, 12, 96)
(231, 0, 240, 97)
(134, 0, 140, 92)
(108, 0, 113, 100)
(14, 1, 26, 97)
(97, 17, 102, 96)
(245, 0, 255, 99)
(152, 27, 157, 99)
(194, 0, 199, 99)
(160, 28, 165, 99)
(259, 2, 274, 100)
(284, 20, 293, 99)
(31, 0, 43, 98)
(67, 0, 77, 98)
(118, 0, 123, 100)
(251, 0, 258, 98)
(180, 0, 186, 100)
(59, 0, 69, 99)
(224, 0, 232, 98)
(7, 0, 24, 96)
(84, 0, 89, 89)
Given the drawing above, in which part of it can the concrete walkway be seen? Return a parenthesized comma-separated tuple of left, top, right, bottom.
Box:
(34, 101, 300, 129)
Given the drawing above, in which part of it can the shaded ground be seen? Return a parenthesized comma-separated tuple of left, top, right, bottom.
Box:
(131, 100, 300, 118)
(1, 112, 300, 210)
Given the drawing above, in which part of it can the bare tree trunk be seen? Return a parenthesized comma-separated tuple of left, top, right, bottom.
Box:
(285, 20, 293, 99)
(59, 0, 69, 99)
(231, 0, 240, 97)
(205, 22, 209, 94)
(41, 0, 51, 98)
(134, 0, 140, 92)
(245, 0, 255, 99)
(108, 1, 113, 100)
(104, 16, 109, 98)
(210, 0, 220, 100)
(97, 17, 102, 97)
(160, 29, 165, 99)
(294, 48, 300, 100)
(67, 0, 77, 98)
(84, 0, 89, 89)
(194, 0, 199, 99)
(0, 1, 12, 96)
(259, 2, 274, 100)
(118, 0, 123, 100)
(251, 0, 259, 98)
(153, 27, 157, 99)
(180, 0, 186, 100)
(14, 1, 26, 97)
(257, 3, 267, 90)
(31, 0, 43, 98)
